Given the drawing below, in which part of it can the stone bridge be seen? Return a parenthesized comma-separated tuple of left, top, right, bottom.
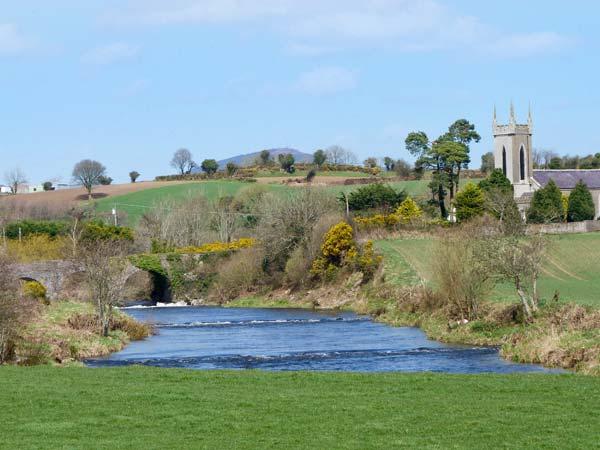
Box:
(12, 260, 148, 301)
(13, 260, 85, 300)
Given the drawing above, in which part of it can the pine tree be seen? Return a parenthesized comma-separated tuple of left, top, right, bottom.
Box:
(479, 169, 513, 194)
(454, 182, 485, 221)
(567, 180, 595, 222)
(527, 179, 564, 223)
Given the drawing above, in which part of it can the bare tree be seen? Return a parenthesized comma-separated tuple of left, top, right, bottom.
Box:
(66, 208, 87, 258)
(209, 196, 240, 243)
(343, 149, 358, 165)
(4, 168, 27, 194)
(492, 234, 546, 318)
(257, 188, 338, 272)
(0, 254, 35, 362)
(80, 241, 129, 336)
(325, 146, 346, 165)
(433, 224, 495, 320)
(532, 149, 543, 169)
(138, 194, 213, 250)
(72, 159, 106, 201)
(171, 148, 196, 175)
(539, 149, 558, 169)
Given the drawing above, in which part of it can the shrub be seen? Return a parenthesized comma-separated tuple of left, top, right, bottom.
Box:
(354, 214, 399, 230)
(567, 181, 595, 222)
(432, 227, 494, 320)
(0, 255, 36, 363)
(22, 281, 47, 300)
(7, 235, 67, 262)
(80, 221, 134, 243)
(454, 182, 485, 222)
(311, 222, 381, 281)
(201, 159, 219, 175)
(176, 238, 254, 255)
(5, 220, 69, 239)
(212, 247, 265, 301)
(527, 179, 564, 223)
(258, 188, 338, 273)
(353, 197, 423, 230)
(341, 184, 406, 212)
(395, 197, 423, 223)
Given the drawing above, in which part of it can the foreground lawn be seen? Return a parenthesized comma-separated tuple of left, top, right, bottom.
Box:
(0, 367, 598, 449)
(376, 233, 600, 307)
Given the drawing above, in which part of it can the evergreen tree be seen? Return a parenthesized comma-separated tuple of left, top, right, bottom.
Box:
(454, 182, 485, 221)
(479, 169, 513, 194)
(567, 180, 595, 222)
(313, 149, 326, 168)
(527, 179, 564, 223)
(395, 197, 423, 223)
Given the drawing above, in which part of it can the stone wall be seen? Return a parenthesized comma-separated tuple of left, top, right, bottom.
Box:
(528, 220, 600, 235)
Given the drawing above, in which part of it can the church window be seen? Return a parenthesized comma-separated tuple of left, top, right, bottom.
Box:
(520, 146, 525, 181)
(502, 147, 507, 176)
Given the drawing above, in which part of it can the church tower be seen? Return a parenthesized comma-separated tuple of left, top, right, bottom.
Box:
(493, 103, 534, 197)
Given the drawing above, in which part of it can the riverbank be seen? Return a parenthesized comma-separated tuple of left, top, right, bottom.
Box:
(216, 285, 599, 375)
(14, 301, 152, 365)
(1, 366, 598, 449)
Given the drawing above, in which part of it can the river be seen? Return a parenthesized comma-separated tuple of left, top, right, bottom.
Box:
(87, 306, 559, 373)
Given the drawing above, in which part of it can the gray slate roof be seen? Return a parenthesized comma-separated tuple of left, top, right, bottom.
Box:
(533, 170, 600, 190)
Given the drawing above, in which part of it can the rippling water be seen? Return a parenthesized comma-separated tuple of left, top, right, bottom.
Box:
(86, 306, 560, 373)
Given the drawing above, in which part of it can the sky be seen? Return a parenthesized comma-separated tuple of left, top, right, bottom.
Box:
(1, 0, 600, 184)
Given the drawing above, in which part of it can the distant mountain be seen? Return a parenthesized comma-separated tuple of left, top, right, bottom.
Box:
(216, 148, 313, 168)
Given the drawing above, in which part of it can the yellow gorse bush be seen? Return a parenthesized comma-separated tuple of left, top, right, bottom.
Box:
(176, 238, 255, 255)
(354, 197, 423, 229)
(395, 197, 423, 223)
(22, 280, 47, 299)
(7, 235, 67, 263)
(311, 222, 381, 280)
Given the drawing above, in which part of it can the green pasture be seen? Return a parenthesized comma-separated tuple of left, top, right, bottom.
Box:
(94, 181, 286, 225)
(1, 367, 597, 449)
(376, 233, 600, 307)
(94, 179, 445, 225)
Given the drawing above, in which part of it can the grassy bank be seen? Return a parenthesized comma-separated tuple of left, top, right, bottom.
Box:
(16, 301, 151, 365)
(1, 367, 598, 449)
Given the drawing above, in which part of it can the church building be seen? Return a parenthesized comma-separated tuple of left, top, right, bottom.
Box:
(493, 104, 600, 218)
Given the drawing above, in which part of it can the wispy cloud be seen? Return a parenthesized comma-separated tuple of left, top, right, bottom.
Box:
(295, 66, 357, 95)
(110, 0, 574, 58)
(0, 24, 32, 54)
(81, 42, 140, 65)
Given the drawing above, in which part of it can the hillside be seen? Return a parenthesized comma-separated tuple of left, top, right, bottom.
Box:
(376, 233, 600, 307)
(212, 148, 313, 168)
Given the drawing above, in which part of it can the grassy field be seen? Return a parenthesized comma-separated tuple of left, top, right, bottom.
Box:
(94, 181, 287, 225)
(94, 179, 443, 225)
(376, 233, 600, 307)
(0, 367, 598, 449)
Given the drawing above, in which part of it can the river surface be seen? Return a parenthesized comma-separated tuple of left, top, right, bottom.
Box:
(87, 306, 559, 373)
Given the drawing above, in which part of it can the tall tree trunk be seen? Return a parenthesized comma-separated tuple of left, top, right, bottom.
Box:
(531, 273, 539, 312)
(438, 185, 447, 218)
(515, 277, 532, 319)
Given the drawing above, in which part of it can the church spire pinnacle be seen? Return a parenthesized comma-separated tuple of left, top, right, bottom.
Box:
(493, 104, 497, 127)
(528, 103, 533, 129)
(510, 100, 516, 125)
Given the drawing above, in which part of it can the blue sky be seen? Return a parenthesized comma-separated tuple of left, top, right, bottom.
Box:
(1, 1, 599, 184)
